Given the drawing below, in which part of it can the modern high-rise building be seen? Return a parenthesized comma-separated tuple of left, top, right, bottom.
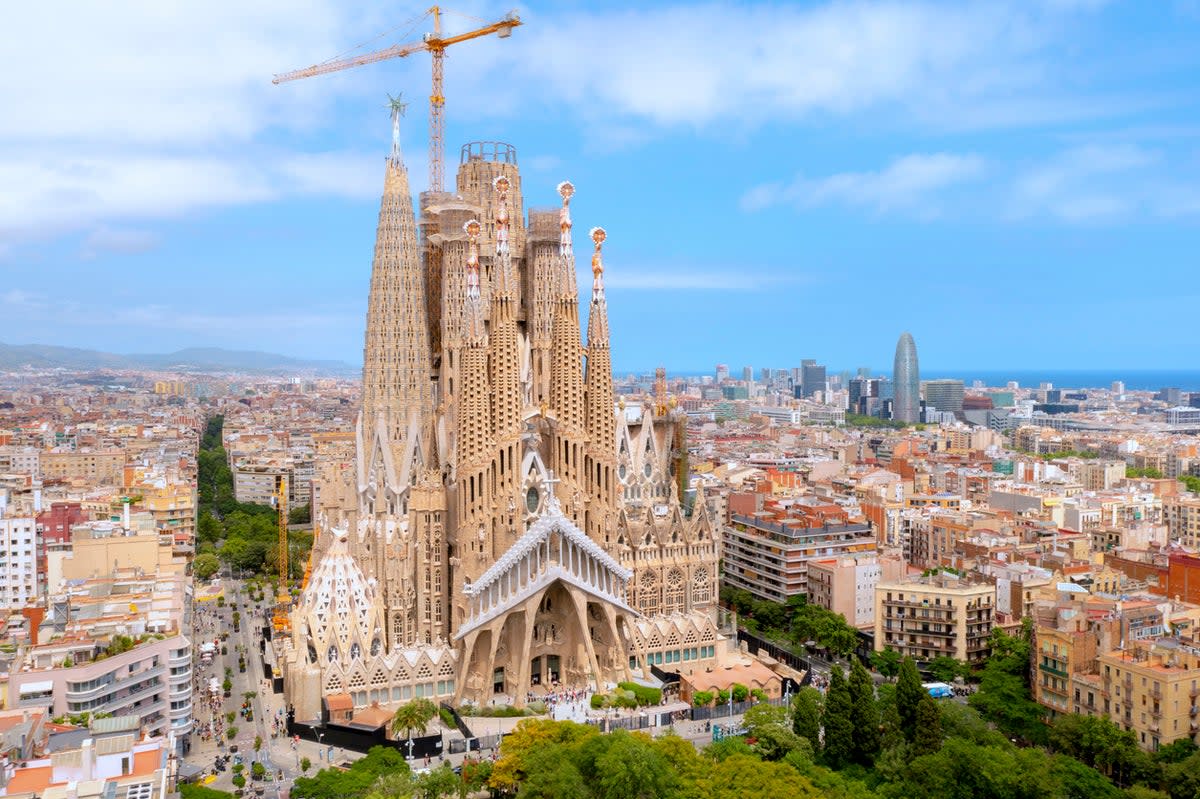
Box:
(280, 117, 721, 720)
(801, 362, 826, 399)
(741, 366, 753, 383)
(924, 379, 965, 414)
(892, 332, 920, 423)
(715, 364, 729, 383)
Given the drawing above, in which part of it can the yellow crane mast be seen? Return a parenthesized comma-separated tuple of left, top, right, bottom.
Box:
(273, 475, 290, 633)
(272, 6, 522, 193)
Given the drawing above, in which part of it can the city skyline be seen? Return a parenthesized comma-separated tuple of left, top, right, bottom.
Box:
(2, 1, 1199, 370)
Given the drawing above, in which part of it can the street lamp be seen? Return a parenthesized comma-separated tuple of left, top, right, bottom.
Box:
(406, 737, 415, 760)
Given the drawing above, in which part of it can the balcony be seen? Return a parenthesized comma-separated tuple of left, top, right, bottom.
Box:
(98, 682, 163, 715)
(1150, 686, 1162, 700)
(1040, 662, 1069, 678)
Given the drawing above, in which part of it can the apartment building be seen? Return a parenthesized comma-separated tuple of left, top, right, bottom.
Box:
(807, 552, 905, 628)
(1034, 611, 1099, 719)
(873, 573, 995, 663)
(5, 573, 193, 754)
(0, 491, 40, 608)
(40, 450, 125, 486)
(9, 635, 192, 751)
(1089, 643, 1200, 752)
(1166, 495, 1200, 549)
(3, 716, 177, 798)
(722, 502, 875, 603)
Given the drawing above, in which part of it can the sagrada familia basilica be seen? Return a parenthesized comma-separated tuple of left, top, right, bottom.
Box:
(280, 110, 724, 720)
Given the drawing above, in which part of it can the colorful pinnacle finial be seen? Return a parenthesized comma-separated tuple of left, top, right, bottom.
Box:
(493, 176, 514, 296)
(494, 176, 510, 252)
(557, 181, 574, 262)
(464, 219, 481, 300)
(590, 227, 607, 302)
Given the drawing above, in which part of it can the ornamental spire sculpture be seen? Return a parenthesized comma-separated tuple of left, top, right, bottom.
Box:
(463, 219, 485, 342)
(556, 180, 576, 297)
(388, 93, 407, 162)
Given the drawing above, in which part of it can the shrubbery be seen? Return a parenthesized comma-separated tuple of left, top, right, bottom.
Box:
(617, 681, 663, 706)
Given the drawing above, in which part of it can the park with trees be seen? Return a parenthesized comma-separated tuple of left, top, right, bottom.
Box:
(196, 415, 312, 578)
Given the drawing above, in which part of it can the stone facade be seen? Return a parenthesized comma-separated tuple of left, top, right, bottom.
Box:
(281, 131, 721, 719)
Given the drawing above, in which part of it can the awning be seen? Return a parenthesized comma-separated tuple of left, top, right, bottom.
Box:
(19, 681, 53, 694)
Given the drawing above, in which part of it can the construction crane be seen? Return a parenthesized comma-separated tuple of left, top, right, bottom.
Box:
(273, 6, 522, 193)
(272, 475, 290, 633)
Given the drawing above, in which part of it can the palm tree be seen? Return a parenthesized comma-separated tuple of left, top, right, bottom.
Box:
(390, 698, 437, 740)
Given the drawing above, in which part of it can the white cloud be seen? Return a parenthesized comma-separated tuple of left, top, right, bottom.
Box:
(1009, 144, 1174, 221)
(0, 289, 47, 311)
(0, 0, 359, 147)
(0, 0, 1149, 240)
(80, 228, 161, 259)
(456, 1, 1121, 135)
(743, 153, 985, 214)
(0, 149, 389, 238)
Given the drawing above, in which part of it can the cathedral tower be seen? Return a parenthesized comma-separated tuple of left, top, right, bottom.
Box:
(549, 182, 587, 523)
(584, 227, 616, 543)
(360, 103, 433, 469)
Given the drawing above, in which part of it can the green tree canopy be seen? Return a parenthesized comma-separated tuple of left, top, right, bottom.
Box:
(912, 695, 943, 756)
(822, 667, 855, 768)
(791, 686, 823, 753)
(848, 658, 880, 763)
(391, 698, 438, 739)
(895, 657, 924, 742)
(870, 649, 901, 678)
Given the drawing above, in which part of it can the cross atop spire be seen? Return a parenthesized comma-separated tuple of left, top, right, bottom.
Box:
(387, 93, 407, 162)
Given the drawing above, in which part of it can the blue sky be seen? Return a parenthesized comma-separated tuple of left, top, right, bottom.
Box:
(2, 0, 1199, 373)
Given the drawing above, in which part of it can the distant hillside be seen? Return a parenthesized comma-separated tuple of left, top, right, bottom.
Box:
(0, 342, 357, 376)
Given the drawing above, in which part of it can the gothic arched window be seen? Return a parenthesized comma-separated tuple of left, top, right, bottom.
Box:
(370, 637, 381, 657)
(326, 645, 337, 664)
(665, 568, 685, 614)
(692, 566, 711, 606)
(639, 570, 659, 616)
(349, 642, 361, 660)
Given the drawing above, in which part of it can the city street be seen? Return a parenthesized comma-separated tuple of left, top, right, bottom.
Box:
(185, 578, 364, 796)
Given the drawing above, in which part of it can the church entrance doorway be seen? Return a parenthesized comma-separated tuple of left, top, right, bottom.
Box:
(493, 666, 505, 694)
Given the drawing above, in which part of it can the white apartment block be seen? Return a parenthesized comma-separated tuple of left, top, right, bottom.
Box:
(9, 635, 193, 752)
(0, 494, 39, 607)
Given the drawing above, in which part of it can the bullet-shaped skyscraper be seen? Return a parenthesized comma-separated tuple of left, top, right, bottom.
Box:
(893, 331, 920, 423)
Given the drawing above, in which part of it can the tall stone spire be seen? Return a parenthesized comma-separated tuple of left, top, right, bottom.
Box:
(489, 177, 522, 544)
(360, 100, 433, 460)
(454, 219, 496, 576)
(585, 227, 616, 542)
(550, 181, 587, 508)
(489, 176, 522, 442)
